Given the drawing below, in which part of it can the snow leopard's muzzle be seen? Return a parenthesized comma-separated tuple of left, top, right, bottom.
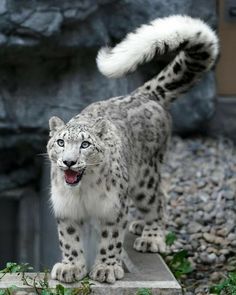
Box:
(64, 168, 85, 186)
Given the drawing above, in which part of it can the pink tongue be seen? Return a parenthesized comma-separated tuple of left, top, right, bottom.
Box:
(64, 170, 80, 184)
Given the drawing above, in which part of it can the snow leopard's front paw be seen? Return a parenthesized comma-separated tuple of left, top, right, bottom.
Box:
(51, 262, 87, 283)
(133, 230, 166, 253)
(129, 220, 145, 235)
(89, 262, 124, 284)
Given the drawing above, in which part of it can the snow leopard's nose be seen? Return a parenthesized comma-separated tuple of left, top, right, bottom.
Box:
(63, 160, 76, 168)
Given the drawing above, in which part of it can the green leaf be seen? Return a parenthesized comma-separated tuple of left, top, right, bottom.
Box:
(56, 284, 66, 295)
(8, 286, 18, 291)
(5, 263, 16, 269)
(0, 262, 33, 275)
(41, 289, 53, 295)
(64, 288, 74, 295)
(136, 288, 152, 295)
(0, 286, 18, 295)
(229, 272, 236, 283)
(167, 250, 193, 279)
(165, 232, 177, 246)
(171, 249, 188, 263)
(210, 272, 236, 294)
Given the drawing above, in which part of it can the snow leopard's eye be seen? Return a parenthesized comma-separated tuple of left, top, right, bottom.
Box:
(81, 141, 91, 149)
(57, 139, 64, 147)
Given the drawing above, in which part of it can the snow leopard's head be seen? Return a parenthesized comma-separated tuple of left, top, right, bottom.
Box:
(47, 116, 109, 186)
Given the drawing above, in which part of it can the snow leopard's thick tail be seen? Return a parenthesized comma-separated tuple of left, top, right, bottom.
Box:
(96, 15, 219, 106)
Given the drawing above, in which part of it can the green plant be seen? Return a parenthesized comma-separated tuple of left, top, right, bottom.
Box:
(0, 262, 93, 295)
(136, 288, 152, 295)
(0, 286, 18, 295)
(167, 250, 193, 279)
(0, 262, 33, 279)
(163, 232, 193, 280)
(165, 231, 177, 247)
(210, 272, 236, 295)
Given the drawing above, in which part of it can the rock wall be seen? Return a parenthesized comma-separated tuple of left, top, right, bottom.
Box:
(0, 0, 218, 267)
(0, 0, 217, 190)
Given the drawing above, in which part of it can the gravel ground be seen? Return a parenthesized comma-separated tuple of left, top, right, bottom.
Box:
(162, 136, 236, 294)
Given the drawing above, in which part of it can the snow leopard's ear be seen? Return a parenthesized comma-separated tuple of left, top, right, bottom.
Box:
(49, 116, 65, 137)
(93, 118, 108, 138)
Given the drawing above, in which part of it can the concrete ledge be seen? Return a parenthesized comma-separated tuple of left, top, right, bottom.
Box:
(0, 234, 182, 294)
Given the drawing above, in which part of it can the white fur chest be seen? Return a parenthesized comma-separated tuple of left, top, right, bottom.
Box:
(50, 171, 121, 221)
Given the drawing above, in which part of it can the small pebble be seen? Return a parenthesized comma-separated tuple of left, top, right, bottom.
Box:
(203, 233, 215, 243)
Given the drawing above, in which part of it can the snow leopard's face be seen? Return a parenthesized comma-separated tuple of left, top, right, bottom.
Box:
(47, 116, 107, 186)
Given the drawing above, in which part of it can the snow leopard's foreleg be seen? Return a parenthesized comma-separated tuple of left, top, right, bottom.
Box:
(90, 204, 128, 283)
(51, 218, 87, 282)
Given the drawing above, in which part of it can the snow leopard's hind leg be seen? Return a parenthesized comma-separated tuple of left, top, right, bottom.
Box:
(129, 219, 145, 235)
(131, 166, 167, 253)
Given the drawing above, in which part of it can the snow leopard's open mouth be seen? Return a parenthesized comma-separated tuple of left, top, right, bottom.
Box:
(64, 169, 85, 186)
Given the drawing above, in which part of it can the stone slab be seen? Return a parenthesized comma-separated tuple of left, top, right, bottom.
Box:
(0, 233, 181, 294)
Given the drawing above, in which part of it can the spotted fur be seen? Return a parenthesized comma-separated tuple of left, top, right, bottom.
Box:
(47, 15, 219, 284)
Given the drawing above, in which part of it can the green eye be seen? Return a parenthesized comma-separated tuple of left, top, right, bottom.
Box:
(57, 139, 64, 147)
(81, 141, 91, 149)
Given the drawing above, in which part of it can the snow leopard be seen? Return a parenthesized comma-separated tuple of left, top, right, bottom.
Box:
(47, 15, 219, 284)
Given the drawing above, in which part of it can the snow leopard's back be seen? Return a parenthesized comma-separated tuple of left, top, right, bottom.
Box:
(79, 92, 171, 166)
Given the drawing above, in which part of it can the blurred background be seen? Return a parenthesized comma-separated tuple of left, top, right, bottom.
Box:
(0, 0, 235, 271)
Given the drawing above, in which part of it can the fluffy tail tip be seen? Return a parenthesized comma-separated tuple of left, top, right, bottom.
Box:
(96, 47, 116, 78)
